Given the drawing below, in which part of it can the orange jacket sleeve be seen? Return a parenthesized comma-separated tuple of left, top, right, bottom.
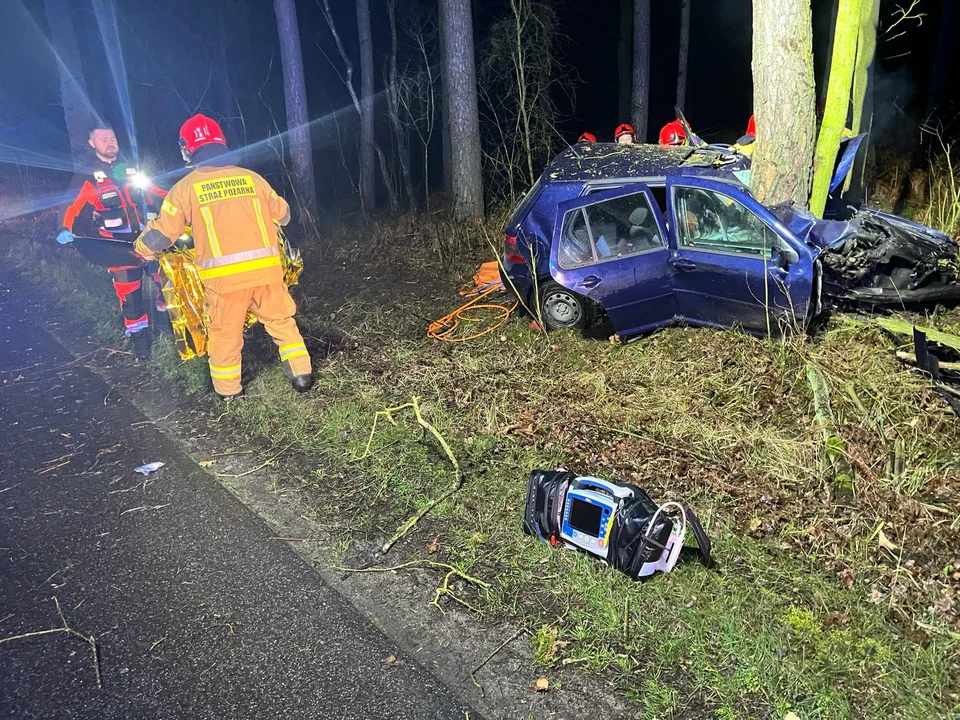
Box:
(135, 182, 188, 258)
(255, 174, 290, 226)
(60, 178, 99, 232)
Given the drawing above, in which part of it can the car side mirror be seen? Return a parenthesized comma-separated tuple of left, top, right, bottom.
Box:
(770, 246, 798, 270)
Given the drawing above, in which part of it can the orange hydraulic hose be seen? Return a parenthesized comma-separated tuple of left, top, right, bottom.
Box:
(427, 286, 519, 343)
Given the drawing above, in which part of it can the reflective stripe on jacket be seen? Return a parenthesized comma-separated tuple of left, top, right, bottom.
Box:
(138, 165, 290, 292)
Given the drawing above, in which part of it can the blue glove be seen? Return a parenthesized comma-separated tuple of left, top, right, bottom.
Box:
(56, 229, 76, 245)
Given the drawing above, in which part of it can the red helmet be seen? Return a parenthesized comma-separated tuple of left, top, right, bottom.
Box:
(179, 114, 227, 159)
(658, 120, 686, 146)
(614, 123, 636, 141)
(577, 131, 597, 143)
(746, 115, 756, 137)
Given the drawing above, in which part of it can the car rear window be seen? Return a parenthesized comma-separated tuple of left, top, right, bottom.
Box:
(506, 178, 542, 228)
(559, 191, 664, 269)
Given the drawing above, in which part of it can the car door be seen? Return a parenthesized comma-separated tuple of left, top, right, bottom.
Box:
(550, 185, 674, 336)
(665, 176, 815, 335)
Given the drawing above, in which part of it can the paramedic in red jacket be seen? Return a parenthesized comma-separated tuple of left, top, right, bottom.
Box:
(57, 124, 168, 358)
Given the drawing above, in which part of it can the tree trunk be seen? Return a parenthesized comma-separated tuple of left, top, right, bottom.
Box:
(818, 0, 839, 113)
(357, 0, 376, 213)
(617, 0, 632, 123)
(375, 143, 399, 212)
(750, 0, 817, 207)
(439, 0, 484, 219)
(438, 0, 453, 193)
(631, 0, 650, 142)
(676, 0, 690, 113)
(273, 0, 317, 220)
(44, 0, 94, 161)
(845, 0, 879, 200)
(810, 0, 862, 217)
(386, 0, 416, 212)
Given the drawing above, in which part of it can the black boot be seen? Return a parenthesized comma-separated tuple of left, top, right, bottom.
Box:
(131, 329, 152, 359)
(291, 374, 314, 393)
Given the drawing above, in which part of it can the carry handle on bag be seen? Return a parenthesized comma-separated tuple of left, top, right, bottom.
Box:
(684, 504, 711, 567)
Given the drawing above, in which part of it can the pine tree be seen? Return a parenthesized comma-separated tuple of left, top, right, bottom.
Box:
(749, 0, 817, 207)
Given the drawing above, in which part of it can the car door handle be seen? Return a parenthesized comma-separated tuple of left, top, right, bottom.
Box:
(670, 258, 697, 271)
(578, 275, 602, 289)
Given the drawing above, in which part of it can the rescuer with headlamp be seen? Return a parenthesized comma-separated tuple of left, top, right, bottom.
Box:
(57, 123, 169, 358)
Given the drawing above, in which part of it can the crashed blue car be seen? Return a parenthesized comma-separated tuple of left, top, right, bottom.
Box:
(501, 143, 960, 337)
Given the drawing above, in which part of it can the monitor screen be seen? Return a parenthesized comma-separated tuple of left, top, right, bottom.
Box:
(569, 498, 602, 535)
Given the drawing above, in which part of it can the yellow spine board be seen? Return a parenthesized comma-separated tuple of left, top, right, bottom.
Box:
(159, 227, 303, 361)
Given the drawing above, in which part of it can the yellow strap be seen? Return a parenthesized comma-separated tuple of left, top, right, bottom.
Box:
(198, 255, 281, 281)
(252, 198, 270, 248)
(200, 206, 222, 258)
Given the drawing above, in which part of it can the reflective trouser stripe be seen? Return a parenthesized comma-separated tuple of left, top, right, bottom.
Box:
(278, 342, 308, 361)
(209, 363, 241, 379)
(252, 198, 270, 248)
(198, 255, 281, 281)
(196, 246, 279, 269)
(200, 206, 222, 257)
(124, 315, 149, 335)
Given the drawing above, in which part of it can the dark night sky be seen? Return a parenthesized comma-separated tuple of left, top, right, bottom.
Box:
(1, 0, 956, 204)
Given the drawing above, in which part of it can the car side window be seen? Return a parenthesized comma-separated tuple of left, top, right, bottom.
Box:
(558, 192, 663, 269)
(674, 186, 778, 259)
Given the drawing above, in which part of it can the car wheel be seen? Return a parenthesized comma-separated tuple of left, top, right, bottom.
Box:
(537, 281, 594, 331)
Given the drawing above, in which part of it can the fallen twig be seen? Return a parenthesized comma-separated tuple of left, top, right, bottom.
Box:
(119, 503, 171, 516)
(36, 460, 71, 475)
(806, 362, 855, 493)
(333, 560, 489, 613)
(470, 627, 524, 691)
(355, 397, 465, 554)
(877, 317, 960, 352)
(896, 351, 960, 373)
(600, 424, 719, 467)
(217, 443, 294, 478)
(129, 411, 175, 428)
(0, 597, 100, 688)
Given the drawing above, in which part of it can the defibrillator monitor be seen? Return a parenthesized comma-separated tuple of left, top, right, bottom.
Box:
(559, 476, 633, 559)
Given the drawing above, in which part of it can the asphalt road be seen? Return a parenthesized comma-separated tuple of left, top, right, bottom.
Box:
(0, 277, 476, 719)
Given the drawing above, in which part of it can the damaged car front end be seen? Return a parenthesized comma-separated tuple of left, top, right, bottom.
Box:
(775, 204, 960, 307)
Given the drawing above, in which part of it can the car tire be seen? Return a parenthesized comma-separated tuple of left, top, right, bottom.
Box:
(536, 281, 594, 331)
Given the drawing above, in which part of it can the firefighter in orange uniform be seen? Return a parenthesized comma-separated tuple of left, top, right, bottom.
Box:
(134, 114, 312, 400)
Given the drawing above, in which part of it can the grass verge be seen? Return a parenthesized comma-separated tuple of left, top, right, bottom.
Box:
(4, 211, 959, 719)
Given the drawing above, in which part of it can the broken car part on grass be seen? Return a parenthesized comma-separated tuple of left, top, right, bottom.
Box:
(500, 143, 960, 339)
(523, 469, 711, 579)
(877, 316, 960, 416)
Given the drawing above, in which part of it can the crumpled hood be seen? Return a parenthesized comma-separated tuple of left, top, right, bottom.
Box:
(771, 202, 957, 251)
(771, 202, 960, 304)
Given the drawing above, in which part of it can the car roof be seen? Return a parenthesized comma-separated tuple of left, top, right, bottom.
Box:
(541, 143, 743, 185)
